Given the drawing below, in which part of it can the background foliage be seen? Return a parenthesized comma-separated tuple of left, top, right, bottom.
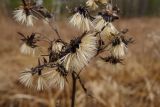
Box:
(1, 0, 160, 17)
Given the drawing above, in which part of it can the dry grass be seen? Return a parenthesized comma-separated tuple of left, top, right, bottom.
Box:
(0, 12, 160, 107)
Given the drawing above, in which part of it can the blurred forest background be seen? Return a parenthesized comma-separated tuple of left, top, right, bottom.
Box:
(1, 0, 160, 17)
(0, 0, 160, 107)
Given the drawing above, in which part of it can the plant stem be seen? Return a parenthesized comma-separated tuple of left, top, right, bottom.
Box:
(76, 74, 87, 93)
(71, 72, 77, 107)
(48, 23, 61, 39)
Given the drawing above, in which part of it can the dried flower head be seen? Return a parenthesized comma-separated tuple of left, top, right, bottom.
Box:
(19, 66, 49, 91)
(19, 32, 39, 56)
(101, 23, 119, 40)
(13, 0, 53, 26)
(49, 39, 66, 53)
(86, 0, 108, 10)
(109, 37, 127, 58)
(69, 6, 94, 31)
(104, 3, 120, 21)
(86, 0, 98, 10)
(47, 64, 68, 90)
(19, 58, 68, 91)
(90, 3, 120, 30)
(100, 56, 123, 64)
(93, 15, 108, 31)
(13, 8, 35, 26)
(13, 0, 36, 26)
(93, 15, 119, 35)
(35, 72, 49, 91)
(60, 32, 98, 72)
(19, 68, 33, 88)
(93, 16, 119, 43)
(20, 43, 37, 55)
(47, 39, 67, 62)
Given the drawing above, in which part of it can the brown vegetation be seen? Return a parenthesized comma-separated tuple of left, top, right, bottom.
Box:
(0, 12, 160, 107)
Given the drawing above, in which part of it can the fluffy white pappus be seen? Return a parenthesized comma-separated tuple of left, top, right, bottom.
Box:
(52, 41, 65, 53)
(19, 69, 50, 91)
(100, 23, 119, 39)
(20, 43, 36, 56)
(13, 9, 26, 24)
(109, 41, 127, 58)
(47, 70, 66, 90)
(94, 16, 118, 33)
(60, 33, 98, 72)
(19, 69, 33, 88)
(26, 15, 34, 26)
(36, 75, 49, 91)
(93, 16, 119, 40)
(69, 13, 93, 32)
(13, 9, 34, 26)
(59, 54, 72, 71)
(86, 0, 98, 10)
(93, 16, 108, 31)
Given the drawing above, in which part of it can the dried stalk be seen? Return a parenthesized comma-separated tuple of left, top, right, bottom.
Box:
(71, 72, 77, 107)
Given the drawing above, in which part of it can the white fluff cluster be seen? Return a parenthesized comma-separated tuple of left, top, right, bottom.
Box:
(93, 15, 127, 58)
(101, 23, 119, 40)
(19, 68, 66, 91)
(19, 69, 49, 91)
(13, 8, 34, 26)
(93, 16, 108, 31)
(60, 33, 98, 72)
(51, 41, 65, 53)
(70, 13, 93, 32)
(19, 69, 33, 88)
(86, 0, 98, 10)
(86, 0, 108, 10)
(20, 43, 36, 56)
(36, 74, 48, 91)
(93, 16, 119, 39)
(109, 40, 127, 58)
(47, 70, 66, 90)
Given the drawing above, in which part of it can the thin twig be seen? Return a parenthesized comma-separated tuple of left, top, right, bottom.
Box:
(75, 73, 87, 93)
(75, 72, 94, 98)
(31, 8, 61, 39)
(48, 22, 61, 39)
(71, 72, 77, 107)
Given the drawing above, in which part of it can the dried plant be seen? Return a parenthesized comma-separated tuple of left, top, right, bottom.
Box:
(13, 0, 133, 107)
